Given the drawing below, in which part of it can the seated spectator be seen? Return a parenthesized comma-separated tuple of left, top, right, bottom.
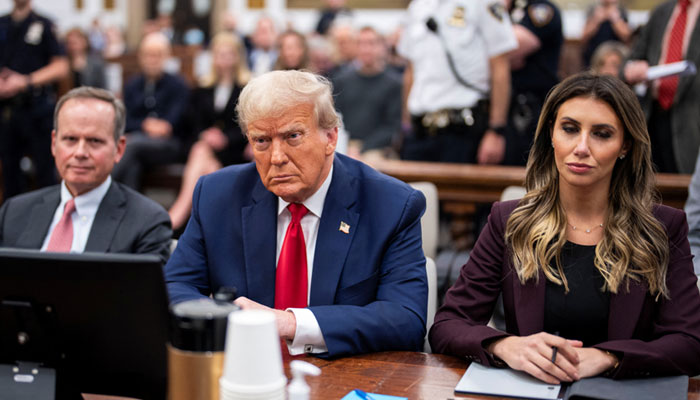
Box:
(430, 73, 700, 382)
(169, 33, 251, 231)
(308, 35, 337, 77)
(247, 15, 278, 76)
(0, 87, 172, 265)
(590, 41, 628, 76)
(332, 26, 401, 160)
(165, 70, 428, 357)
(65, 27, 107, 89)
(274, 30, 310, 71)
(102, 25, 126, 59)
(581, 0, 631, 67)
(329, 23, 357, 76)
(111, 32, 189, 191)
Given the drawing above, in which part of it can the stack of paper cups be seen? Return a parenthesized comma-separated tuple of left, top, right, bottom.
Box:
(219, 310, 287, 400)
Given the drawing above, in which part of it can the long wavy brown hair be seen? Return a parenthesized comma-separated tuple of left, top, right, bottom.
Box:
(505, 72, 670, 299)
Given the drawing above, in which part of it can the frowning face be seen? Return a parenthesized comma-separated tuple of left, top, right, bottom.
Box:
(247, 103, 337, 203)
(552, 96, 628, 195)
(52, 98, 125, 196)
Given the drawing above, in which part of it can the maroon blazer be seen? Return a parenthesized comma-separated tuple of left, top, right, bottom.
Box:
(429, 200, 700, 378)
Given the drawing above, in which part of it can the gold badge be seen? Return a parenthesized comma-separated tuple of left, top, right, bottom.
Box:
(528, 4, 554, 28)
(488, 2, 506, 22)
(339, 221, 350, 234)
(448, 6, 467, 27)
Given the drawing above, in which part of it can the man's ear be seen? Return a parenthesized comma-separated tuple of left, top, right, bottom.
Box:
(114, 136, 127, 164)
(325, 126, 338, 156)
(51, 130, 57, 157)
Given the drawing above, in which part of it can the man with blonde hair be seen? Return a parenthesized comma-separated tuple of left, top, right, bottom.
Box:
(165, 70, 428, 358)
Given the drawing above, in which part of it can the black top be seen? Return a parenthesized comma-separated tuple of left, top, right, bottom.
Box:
(544, 241, 610, 346)
(123, 73, 190, 135)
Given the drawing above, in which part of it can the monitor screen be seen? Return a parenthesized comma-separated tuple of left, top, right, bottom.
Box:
(0, 248, 169, 399)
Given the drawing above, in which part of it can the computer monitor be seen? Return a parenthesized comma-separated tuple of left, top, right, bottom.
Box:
(0, 248, 169, 400)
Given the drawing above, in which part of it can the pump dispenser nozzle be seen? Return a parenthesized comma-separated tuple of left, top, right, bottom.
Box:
(287, 360, 321, 400)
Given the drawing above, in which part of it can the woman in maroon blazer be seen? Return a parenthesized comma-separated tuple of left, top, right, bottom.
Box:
(430, 72, 700, 383)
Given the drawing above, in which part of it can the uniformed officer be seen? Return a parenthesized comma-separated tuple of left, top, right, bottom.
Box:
(398, 0, 517, 164)
(0, 0, 68, 200)
(504, 0, 563, 166)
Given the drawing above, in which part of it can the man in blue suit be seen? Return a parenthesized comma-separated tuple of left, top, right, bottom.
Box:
(165, 70, 428, 358)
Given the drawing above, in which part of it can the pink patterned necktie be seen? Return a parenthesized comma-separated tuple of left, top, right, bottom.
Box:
(658, 0, 690, 110)
(46, 199, 76, 252)
(275, 203, 309, 310)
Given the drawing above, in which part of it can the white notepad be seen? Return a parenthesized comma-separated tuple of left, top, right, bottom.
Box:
(455, 363, 561, 400)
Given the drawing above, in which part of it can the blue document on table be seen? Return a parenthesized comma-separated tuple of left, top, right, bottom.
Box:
(341, 390, 407, 400)
(455, 363, 561, 399)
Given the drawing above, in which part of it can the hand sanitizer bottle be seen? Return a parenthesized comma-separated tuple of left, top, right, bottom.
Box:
(287, 360, 321, 400)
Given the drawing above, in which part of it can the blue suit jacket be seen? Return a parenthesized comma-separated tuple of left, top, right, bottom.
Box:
(165, 154, 428, 357)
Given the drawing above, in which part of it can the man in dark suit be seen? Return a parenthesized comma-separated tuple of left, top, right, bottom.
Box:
(0, 87, 172, 264)
(623, 0, 700, 173)
(165, 70, 428, 358)
(111, 31, 189, 190)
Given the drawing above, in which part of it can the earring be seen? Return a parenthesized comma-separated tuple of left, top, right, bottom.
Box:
(551, 142, 555, 148)
(619, 154, 626, 160)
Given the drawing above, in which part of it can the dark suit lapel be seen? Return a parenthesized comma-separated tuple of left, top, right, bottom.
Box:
(309, 157, 359, 306)
(241, 179, 278, 307)
(608, 279, 647, 340)
(85, 182, 127, 252)
(676, 16, 700, 102)
(17, 190, 60, 248)
(513, 270, 546, 336)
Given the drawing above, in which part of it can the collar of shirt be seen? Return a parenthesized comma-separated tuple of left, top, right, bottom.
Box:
(277, 165, 333, 219)
(42, 176, 112, 253)
(60, 175, 112, 219)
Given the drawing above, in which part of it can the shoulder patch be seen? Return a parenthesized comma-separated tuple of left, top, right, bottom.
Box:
(488, 2, 507, 22)
(528, 3, 554, 28)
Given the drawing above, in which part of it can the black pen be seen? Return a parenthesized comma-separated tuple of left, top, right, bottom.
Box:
(551, 331, 559, 363)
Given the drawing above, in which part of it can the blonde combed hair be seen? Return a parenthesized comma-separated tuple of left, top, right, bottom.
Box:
(505, 73, 670, 299)
(199, 32, 251, 88)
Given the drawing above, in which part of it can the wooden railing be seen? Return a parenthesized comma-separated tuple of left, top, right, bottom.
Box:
(370, 159, 692, 210)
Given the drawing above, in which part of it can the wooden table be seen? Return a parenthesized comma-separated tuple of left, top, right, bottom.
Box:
(285, 351, 700, 400)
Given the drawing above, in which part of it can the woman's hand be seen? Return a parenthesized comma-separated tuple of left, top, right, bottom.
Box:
(574, 347, 618, 379)
(487, 332, 583, 384)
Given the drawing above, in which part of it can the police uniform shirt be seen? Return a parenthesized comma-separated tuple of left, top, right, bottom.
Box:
(398, 0, 517, 115)
(510, 0, 563, 98)
(0, 11, 64, 75)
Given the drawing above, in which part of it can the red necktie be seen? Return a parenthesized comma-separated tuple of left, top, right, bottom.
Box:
(46, 199, 76, 252)
(275, 203, 309, 310)
(658, 0, 690, 110)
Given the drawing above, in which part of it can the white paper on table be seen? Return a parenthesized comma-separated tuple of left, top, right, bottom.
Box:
(646, 60, 697, 81)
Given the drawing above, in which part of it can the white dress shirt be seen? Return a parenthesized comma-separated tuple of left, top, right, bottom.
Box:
(276, 166, 333, 355)
(41, 177, 112, 253)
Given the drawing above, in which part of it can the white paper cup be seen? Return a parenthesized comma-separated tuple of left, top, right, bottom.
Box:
(219, 309, 287, 397)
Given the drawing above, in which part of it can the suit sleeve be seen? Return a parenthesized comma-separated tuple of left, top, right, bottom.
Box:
(429, 201, 511, 365)
(132, 202, 173, 266)
(594, 210, 700, 378)
(309, 189, 428, 357)
(685, 155, 700, 275)
(164, 176, 213, 303)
